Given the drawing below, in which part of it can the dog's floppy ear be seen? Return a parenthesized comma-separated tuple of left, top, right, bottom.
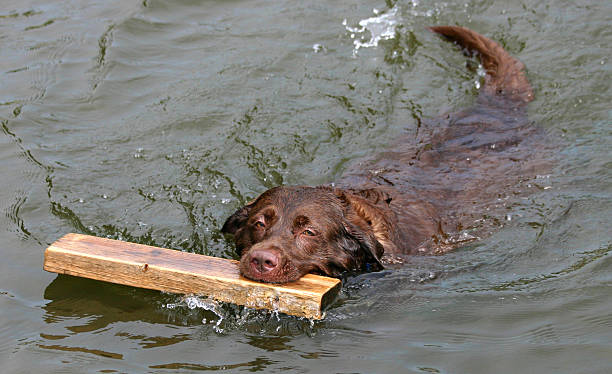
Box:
(339, 220, 385, 271)
(335, 188, 400, 255)
(334, 189, 387, 269)
(221, 200, 255, 235)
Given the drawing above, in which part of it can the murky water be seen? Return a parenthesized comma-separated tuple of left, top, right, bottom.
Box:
(1, 0, 611, 372)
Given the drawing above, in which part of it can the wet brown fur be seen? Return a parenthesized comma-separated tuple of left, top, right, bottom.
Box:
(222, 26, 549, 283)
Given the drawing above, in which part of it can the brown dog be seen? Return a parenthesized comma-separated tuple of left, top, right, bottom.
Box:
(222, 26, 546, 283)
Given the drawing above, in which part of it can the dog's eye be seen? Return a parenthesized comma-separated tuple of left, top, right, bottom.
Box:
(302, 229, 316, 236)
(254, 220, 265, 229)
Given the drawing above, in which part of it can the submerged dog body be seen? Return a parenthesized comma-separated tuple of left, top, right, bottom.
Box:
(222, 26, 548, 283)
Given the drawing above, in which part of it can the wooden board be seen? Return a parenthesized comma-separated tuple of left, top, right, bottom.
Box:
(43, 233, 341, 319)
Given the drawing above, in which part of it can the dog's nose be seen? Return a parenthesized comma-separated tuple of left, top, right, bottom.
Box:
(249, 249, 280, 274)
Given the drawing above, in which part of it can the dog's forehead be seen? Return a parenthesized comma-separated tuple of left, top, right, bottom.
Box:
(254, 186, 340, 215)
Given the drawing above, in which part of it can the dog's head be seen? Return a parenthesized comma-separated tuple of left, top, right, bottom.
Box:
(221, 186, 391, 283)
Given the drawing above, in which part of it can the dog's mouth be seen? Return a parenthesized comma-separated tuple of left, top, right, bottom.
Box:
(240, 269, 301, 284)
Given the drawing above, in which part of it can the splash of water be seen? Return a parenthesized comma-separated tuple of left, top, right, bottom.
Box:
(186, 296, 226, 332)
(165, 296, 226, 333)
(343, 6, 399, 55)
(475, 64, 486, 89)
(163, 295, 320, 334)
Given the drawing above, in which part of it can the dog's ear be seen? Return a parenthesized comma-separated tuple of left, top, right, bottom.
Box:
(221, 201, 255, 235)
(338, 220, 385, 271)
(336, 189, 400, 255)
(334, 189, 387, 269)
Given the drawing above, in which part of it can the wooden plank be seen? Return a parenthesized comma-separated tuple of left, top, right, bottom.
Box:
(43, 233, 341, 319)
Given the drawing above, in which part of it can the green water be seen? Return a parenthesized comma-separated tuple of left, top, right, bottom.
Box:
(1, 0, 611, 373)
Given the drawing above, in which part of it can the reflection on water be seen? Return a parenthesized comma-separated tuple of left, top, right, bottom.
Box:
(1, 0, 611, 372)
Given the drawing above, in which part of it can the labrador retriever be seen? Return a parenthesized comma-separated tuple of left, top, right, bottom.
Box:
(222, 26, 547, 283)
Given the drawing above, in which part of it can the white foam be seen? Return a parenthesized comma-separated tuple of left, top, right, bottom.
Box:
(344, 6, 400, 54)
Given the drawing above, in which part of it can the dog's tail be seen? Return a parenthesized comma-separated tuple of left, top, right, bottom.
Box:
(429, 26, 533, 106)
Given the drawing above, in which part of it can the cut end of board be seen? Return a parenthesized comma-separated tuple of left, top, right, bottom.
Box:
(44, 233, 341, 319)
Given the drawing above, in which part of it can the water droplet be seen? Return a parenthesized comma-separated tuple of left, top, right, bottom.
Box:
(312, 43, 324, 53)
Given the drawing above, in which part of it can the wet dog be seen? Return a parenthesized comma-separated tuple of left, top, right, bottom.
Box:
(222, 26, 547, 283)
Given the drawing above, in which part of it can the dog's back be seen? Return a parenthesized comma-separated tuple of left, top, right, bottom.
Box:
(223, 26, 554, 283)
(337, 26, 552, 255)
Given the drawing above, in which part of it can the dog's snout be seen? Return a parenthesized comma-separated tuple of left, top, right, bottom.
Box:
(249, 248, 280, 275)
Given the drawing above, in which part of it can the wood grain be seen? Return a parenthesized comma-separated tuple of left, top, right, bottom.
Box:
(44, 233, 341, 319)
